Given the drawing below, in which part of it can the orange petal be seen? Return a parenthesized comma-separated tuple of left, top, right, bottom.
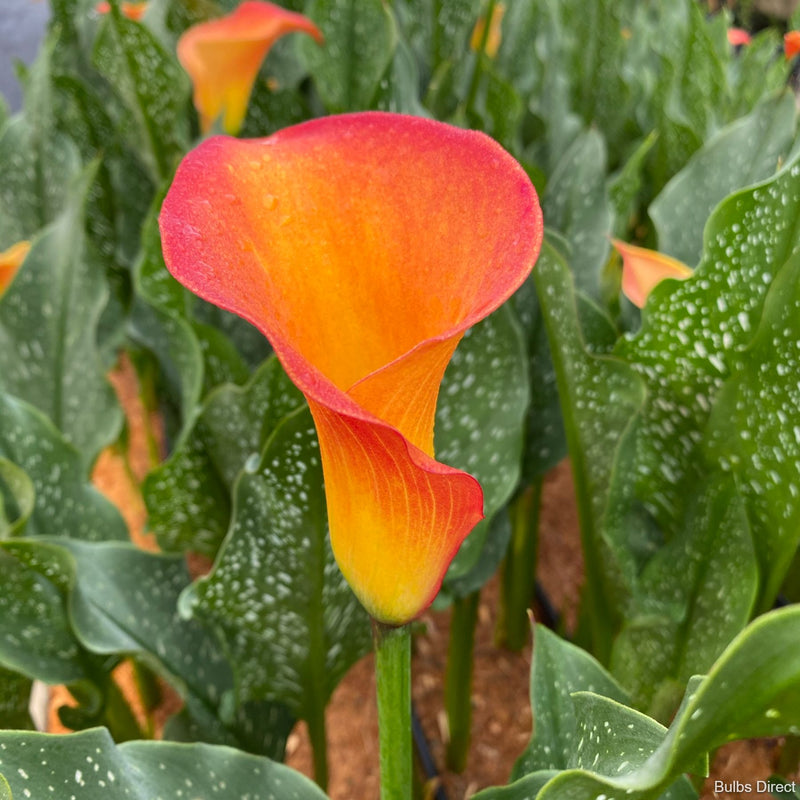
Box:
(160, 112, 543, 623)
(613, 239, 693, 309)
(95, 1, 149, 21)
(0, 241, 31, 296)
(727, 28, 751, 47)
(785, 31, 800, 60)
(177, 1, 322, 135)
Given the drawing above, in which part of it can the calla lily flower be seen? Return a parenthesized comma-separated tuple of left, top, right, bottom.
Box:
(177, 1, 323, 135)
(785, 31, 800, 60)
(470, 3, 506, 58)
(160, 112, 542, 624)
(727, 28, 751, 47)
(613, 239, 692, 309)
(0, 241, 30, 296)
(95, 1, 149, 21)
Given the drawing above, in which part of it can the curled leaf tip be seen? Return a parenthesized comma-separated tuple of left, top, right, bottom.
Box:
(160, 112, 543, 624)
(613, 239, 693, 309)
(177, 1, 323, 135)
(0, 241, 31, 297)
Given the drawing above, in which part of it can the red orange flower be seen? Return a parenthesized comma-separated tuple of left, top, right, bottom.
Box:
(95, 1, 149, 21)
(177, 1, 322, 135)
(0, 241, 30, 297)
(470, 3, 506, 58)
(613, 239, 692, 309)
(727, 28, 751, 47)
(159, 113, 542, 623)
(785, 31, 800, 60)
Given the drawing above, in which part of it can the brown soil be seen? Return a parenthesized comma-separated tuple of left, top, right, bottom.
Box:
(46, 358, 799, 798)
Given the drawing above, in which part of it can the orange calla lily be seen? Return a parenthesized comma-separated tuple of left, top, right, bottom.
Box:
(613, 239, 692, 309)
(95, 1, 149, 21)
(785, 31, 800, 60)
(0, 241, 30, 296)
(160, 112, 542, 623)
(470, 3, 506, 58)
(177, 1, 323, 136)
(727, 28, 751, 47)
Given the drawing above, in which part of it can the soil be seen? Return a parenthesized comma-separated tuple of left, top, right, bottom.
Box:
(46, 357, 799, 799)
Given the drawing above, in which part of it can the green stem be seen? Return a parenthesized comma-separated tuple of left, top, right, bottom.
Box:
(464, 0, 497, 115)
(306, 704, 329, 792)
(445, 591, 480, 773)
(373, 621, 412, 800)
(496, 480, 542, 651)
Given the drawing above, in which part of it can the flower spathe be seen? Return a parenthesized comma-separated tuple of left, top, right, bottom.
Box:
(727, 28, 751, 47)
(470, 3, 506, 58)
(613, 239, 693, 308)
(785, 31, 800, 60)
(0, 241, 30, 297)
(177, 1, 322, 135)
(160, 112, 543, 623)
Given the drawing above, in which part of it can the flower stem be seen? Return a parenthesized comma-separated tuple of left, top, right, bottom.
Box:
(373, 621, 412, 800)
(306, 704, 329, 792)
(444, 591, 479, 772)
(496, 480, 542, 651)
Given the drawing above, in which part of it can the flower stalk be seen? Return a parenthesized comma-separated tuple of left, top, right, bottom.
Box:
(373, 621, 412, 800)
(444, 590, 480, 772)
(496, 480, 542, 651)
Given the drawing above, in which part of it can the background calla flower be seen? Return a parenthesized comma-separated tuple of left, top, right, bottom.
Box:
(160, 112, 542, 623)
(470, 3, 506, 58)
(727, 28, 751, 46)
(785, 31, 800, 60)
(95, 1, 149, 21)
(177, 1, 322, 135)
(613, 238, 692, 308)
(0, 241, 30, 296)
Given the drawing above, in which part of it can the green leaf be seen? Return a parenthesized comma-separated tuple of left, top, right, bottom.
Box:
(301, 0, 397, 112)
(542, 130, 613, 300)
(0, 458, 34, 539)
(0, 728, 327, 800)
(92, 2, 190, 182)
(0, 394, 127, 541)
(512, 625, 629, 777)
(0, 665, 34, 730)
(728, 30, 790, 119)
(650, 91, 797, 267)
(534, 240, 645, 655)
(481, 607, 800, 800)
(0, 543, 89, 685)
(144, 356, 304, 555)
(0, 32, 81, 246)
(436, 305, 530, 596)
(0, 166, 123, 465)
(128, 201, 203, 435)
(610, 476, 758, 718)
(608, 132, 658, 239)
(614, 151, 800, 592)
(430, 0, 481, 69)
(51, 74, 154, 270)
(703, 249, 800, 609)
(185, 406, 371, 723)
(30, 537, 292, 757)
